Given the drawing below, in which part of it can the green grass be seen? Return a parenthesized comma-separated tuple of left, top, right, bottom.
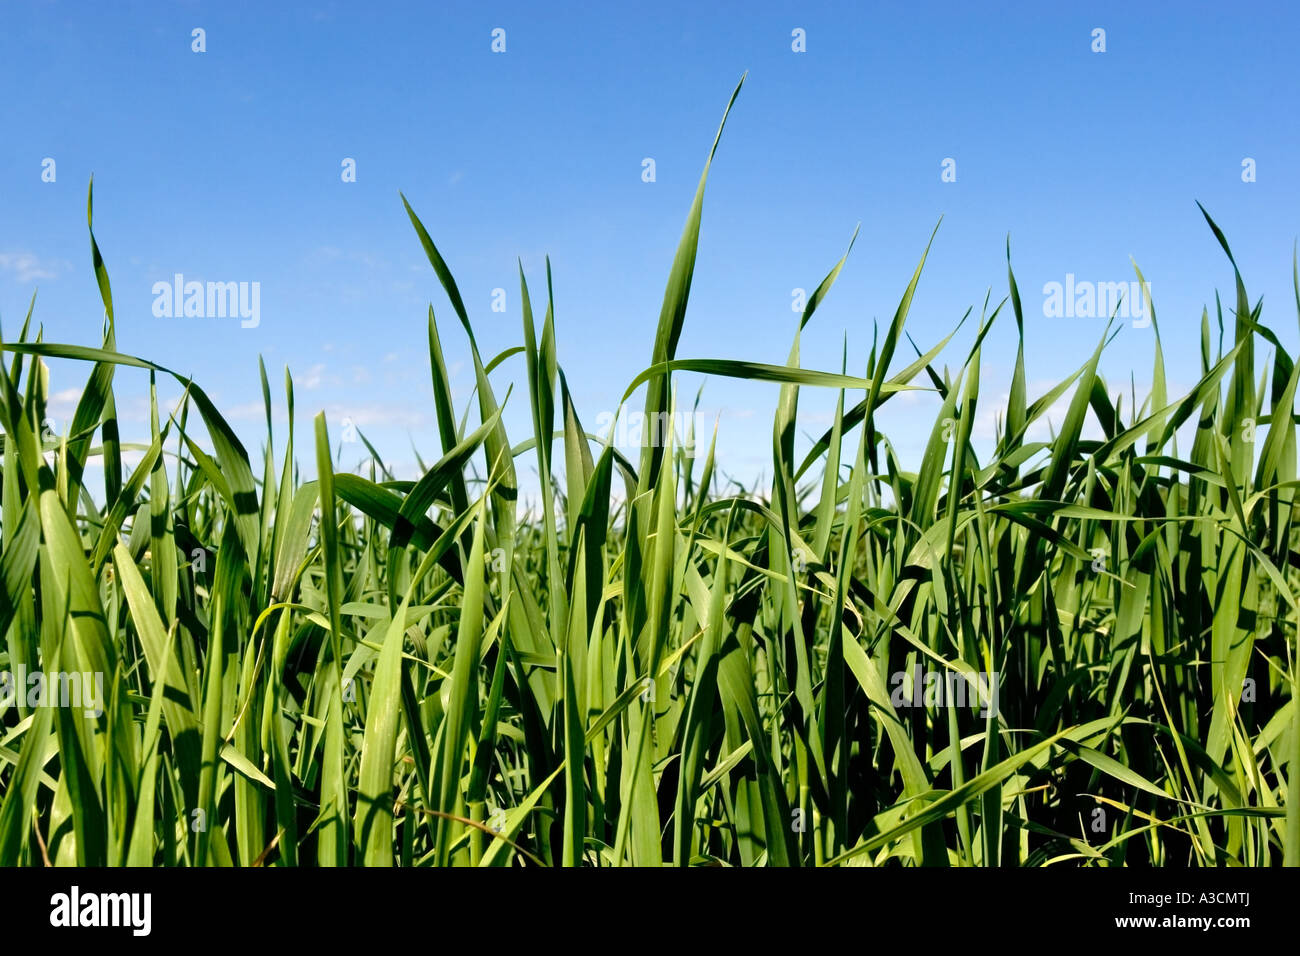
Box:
(1, 76, 1297, 866)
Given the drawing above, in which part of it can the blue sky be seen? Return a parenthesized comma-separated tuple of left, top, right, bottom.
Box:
(2, 0, 1298, 495)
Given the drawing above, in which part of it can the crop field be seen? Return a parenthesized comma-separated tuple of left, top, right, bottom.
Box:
(0, 79, 1297, 867)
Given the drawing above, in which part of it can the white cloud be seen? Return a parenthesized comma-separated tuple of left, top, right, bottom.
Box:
(0, 252, 64, 282)
(299, 363, 327, 389)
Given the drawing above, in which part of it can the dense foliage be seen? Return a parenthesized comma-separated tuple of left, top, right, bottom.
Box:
(1, 79, 1296, 866)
